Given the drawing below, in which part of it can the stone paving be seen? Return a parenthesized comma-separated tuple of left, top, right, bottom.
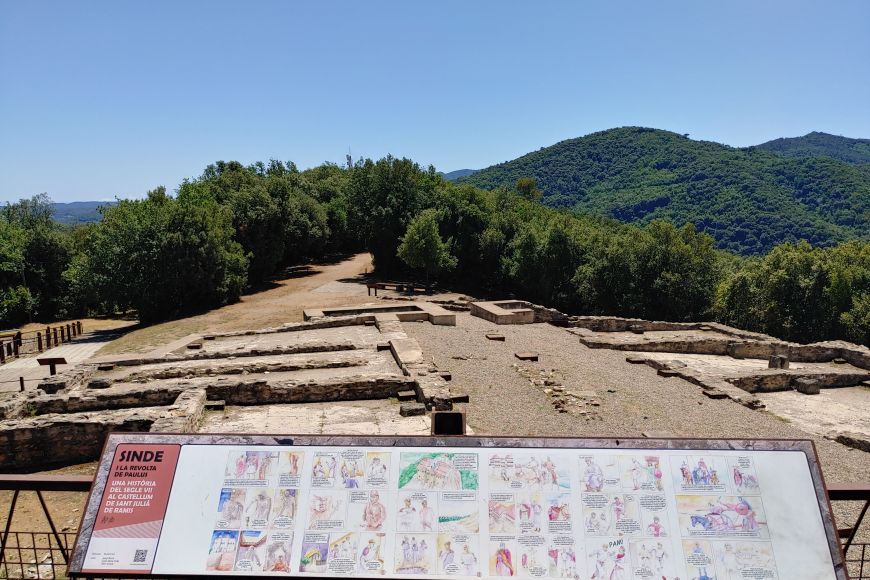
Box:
(200, 399, 432, 435)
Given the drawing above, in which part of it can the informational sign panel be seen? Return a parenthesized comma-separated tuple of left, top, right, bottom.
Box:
(69, 434, 845, 579)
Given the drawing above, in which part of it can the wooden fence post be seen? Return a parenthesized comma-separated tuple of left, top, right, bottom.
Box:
(0, 341, 5, 363)
(46, 326, 51, 348)
(66, 324, 72, 340)
(77, 321, 83, 334)
(19, 377, 24, 392)
(12, 333, 20, 357)
(37, 332, 43, 352)
(53, 328, 58, 345)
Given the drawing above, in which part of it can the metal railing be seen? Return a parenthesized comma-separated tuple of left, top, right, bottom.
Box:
(0, 475, 867, 579)
(831, 483, 870, 579)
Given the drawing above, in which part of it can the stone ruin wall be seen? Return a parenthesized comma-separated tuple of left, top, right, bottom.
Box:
(0, 308, 464, 472)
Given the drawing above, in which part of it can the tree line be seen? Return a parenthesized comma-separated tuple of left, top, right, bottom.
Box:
(3, 156, 870, 346)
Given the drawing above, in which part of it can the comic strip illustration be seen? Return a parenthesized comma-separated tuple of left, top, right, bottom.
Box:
(277, 451, 304, 487)
(366, 452, 390, 488)
(308, 489, 347, 531)
(224, 450, 279, 484)
(264, 532, 294, 573)
(713, 541, 778, 579)
(234, 529, 268, 571)
(272, 488, 298, 529)
(358, 533, 387, 574)
(216, 488, 246, 529)
(585, 538, 629, 580)
(436, 533, 479, 576)
(579, 455, 621, 493)
(395, 533, 435, 574)
(671, 456, 729, 493)
(629, 539, 677, 579)
(728, 457, 761, 495)
(205, 530, 238, 572)
(398, 491, 438, 532)
(300, 534, 329, 573)
(312, 452, 340, 488)
(677, 495, 769, 538)
(399, 452, 479, 491)
(489, 494, 517, 535)
(327, 532, 359, 574)
(489, 453, 570, 492)
(489, 539, 517, 577)
(438, 492, 479, 533)
(582, 493, 640, 537)
(347, 490, 388, 532)
(197, 447, 799, 578)
(620, 456, 664, 492)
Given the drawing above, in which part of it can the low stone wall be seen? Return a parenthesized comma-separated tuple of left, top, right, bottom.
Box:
(17, 383, 189, 417)
(36, 363, 98, 395)
(210, 374, 416, 405)
(217, 316, 365, 336)
(122, 355, 368, 382)
(469, 301, 535, 324)
(726, 370, 870, 393)
(569, 323, 870, 371)
(150, 389, 207, 432)
(568, 316, 769, 340)
(0, 409, 159, 471)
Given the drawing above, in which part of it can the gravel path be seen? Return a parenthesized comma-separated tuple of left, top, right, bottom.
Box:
(403, 312, 870, 540)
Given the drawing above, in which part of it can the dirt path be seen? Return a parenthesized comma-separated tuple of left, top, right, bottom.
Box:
(97, 253, 374, 355)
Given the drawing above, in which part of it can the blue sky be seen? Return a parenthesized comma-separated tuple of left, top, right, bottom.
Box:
(1, 0, 868, 202)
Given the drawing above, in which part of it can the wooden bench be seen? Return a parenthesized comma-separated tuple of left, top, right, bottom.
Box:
(37, 357, 67, 376)
(366, 281, 431, 296)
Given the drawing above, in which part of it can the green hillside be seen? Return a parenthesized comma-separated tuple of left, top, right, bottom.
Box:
(757, 131, 870, 165)
(462, 127, 870, 255)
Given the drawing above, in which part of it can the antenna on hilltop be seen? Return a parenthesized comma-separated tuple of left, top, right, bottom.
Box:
(346, 147, 353, 170)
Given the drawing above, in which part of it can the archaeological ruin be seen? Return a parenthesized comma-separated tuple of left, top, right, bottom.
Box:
(3, 294, 869, 473)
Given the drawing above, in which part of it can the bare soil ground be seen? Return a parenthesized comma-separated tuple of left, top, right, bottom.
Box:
(96, 253, 374, 355)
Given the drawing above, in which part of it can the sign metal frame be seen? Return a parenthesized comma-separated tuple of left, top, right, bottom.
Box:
(68, 432, 847, 579)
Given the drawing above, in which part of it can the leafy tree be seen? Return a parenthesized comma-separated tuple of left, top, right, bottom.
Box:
(87, 190, 247, 323)
(0, 218, 32, 325)
(516, 177, 542, 201)
(397, 209, 457, 283)
(348, 156, 438, 273)
(1, 194, 71, 321)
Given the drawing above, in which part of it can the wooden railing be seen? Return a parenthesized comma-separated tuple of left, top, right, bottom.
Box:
(0, 321, 83, 364)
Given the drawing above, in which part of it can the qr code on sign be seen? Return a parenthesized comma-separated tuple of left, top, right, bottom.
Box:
(133, 549, 148, 563)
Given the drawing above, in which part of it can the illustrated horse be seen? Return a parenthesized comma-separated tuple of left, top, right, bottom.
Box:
(690, 513, 732, 531)
(680, 465, 692, 486)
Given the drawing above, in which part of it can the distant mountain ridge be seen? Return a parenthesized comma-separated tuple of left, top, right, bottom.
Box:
(51, 201, 115, 224)
(462, 127, 870, 255)
(757, 131, 870, 165)
(441, 168, 479, 181)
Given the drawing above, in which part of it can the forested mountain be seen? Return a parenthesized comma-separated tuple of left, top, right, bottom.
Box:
(6, 158, 870, 347)
(441, 168, 478, 181)
(757, 132, 870, 165)
(462, 127, 870, 255)
(51, 201, 115, 224)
